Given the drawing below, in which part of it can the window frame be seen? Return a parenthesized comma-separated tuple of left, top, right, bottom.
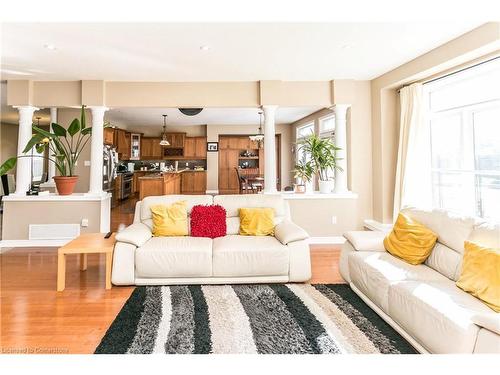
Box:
(424, 59, 500, 221)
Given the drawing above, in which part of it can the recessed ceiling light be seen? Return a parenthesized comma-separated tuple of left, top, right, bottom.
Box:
(199, 45, 211, 51)
(44, 44, 57, 51)
(340, 44, 351, 50)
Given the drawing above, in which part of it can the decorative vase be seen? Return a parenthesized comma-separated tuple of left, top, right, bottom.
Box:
(294, 184, 306, 194)
(53, 176, 78, 195)
(318, 180, 334, 194)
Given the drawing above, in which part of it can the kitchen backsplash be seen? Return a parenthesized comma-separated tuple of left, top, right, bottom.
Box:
(120, 159, 207, 171)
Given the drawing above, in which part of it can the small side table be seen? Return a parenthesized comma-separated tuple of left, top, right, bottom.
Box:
(57, 233, 116, 292)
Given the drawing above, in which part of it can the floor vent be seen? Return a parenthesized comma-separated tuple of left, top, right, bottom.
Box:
(29, 224, 80, 240)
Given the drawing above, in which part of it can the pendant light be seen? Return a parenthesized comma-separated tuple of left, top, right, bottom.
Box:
(249, 110, 264, 148)
(159, 114, 170, 146)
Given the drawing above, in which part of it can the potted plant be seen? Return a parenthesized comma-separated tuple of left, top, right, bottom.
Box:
(0, 106, 95, 195)
(297, 133, 342, 194)
(292, 160, 313, 193)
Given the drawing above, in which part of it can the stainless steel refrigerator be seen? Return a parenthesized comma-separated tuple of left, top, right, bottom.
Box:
(103, 145, 118, 207)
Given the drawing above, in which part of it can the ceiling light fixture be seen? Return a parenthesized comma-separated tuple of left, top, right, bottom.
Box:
(249, 111, 264, 148)
(159, 114, 170, 146)
(199, 45, 211, 51)
(44, 44, 57, 51)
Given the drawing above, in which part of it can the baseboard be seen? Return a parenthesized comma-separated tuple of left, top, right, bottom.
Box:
(307, 236, 346, 245)
(0, 239, 70, 250)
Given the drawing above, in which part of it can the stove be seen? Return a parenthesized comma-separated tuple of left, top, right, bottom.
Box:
(118, 171, 133, 200)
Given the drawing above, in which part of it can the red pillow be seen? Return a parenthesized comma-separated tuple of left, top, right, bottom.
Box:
(190, 204, 227, 239)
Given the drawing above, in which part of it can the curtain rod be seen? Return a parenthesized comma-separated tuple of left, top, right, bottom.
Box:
(397, 55, 500, 93)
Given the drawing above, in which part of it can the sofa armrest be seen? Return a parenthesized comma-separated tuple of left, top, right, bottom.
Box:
(344, 231, 387, 252)
(115, 223, 152, 247)
(275, 220, 309, 245)
(472, 313, 500, 335)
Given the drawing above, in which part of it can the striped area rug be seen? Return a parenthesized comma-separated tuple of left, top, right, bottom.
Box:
(95, 284, 417, 354)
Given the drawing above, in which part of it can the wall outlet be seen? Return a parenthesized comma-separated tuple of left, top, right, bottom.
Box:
(81, 218, 89, 227)
(331, 216, 337, 225)
(84, 160, 91, 167)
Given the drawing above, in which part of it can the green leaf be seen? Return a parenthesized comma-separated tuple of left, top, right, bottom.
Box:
(51, 123, 67, 137)
(80, 105, 86, 129)
(81, 127, 92, 135)
(35, 143, 46, 154)
(0, 157, 17, 176)
(32, 125, 56, 139)
(22, 134, 44, 154)
(68, 118, 81, 136)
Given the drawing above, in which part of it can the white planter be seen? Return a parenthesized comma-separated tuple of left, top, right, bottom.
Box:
(318, 180, 334, 194)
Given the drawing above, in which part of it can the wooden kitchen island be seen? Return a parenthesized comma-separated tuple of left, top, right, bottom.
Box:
(138, 171, 182, 200)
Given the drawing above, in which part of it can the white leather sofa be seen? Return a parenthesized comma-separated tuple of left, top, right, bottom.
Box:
(340, 207, 500, 354)
(112, 194, 311, 285)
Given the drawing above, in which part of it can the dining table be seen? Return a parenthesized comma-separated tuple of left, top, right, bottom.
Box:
(243, 174, 264, 192)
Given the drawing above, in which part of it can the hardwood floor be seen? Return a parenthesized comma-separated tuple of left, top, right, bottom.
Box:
(0, 195, 345, 354)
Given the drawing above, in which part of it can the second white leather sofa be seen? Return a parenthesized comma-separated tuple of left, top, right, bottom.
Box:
(340, 207, 500, 354)
(112, 194, 311, 285)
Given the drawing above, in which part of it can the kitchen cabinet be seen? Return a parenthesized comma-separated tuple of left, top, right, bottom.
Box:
(130, 133, 141, 160)
(164, 132, 186, 148)
(115, 129, 130, 158)
(141, 137, 162, 160)
(218, 135, 281, 193)
(181, 171, 207, 194)
(138, 173, 181, 200)
(104, 128, 115, 145)
(183, 137, 207, 158)
(183, 137, 195, 158)
(195, 137, 207, 158)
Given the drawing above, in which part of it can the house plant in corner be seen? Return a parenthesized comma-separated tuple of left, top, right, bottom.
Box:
(0, 105, 94, 195)
(297, 133, 342, 194)
(292, 159, 313, 193)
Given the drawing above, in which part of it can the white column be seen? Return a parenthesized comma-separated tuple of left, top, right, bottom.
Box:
(47, 107, 57, 182)
(88, 106, 108, 195)
(332, 104, 350, 193)
(262, 105, 278, 193)
(13, 106, 39, 195)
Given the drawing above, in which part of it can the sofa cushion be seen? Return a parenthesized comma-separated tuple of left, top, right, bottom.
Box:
(469, 222, 500, 248)
(383, 213, 437, 265)
(388, 280, 494, 353)
(150, 201, 188, 237)
(135, 237, 212, 278)
(348, 251, 447, 312)
(402, 207, 479, 253)
(424, 242, 462, 281)
(214, 195, 289, 235)
(140, 195, 213, 230)
(212, 235, 289, 277)
(239, 207, 275, 236)
(456, 241, 500, 312)
(190, 204, 227, 239)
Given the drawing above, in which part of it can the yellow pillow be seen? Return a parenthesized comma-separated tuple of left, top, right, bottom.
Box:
(456, 241, 500, 312)
(150, 201, 188, 236)
(383, 213, 437, 265)
(239, 207, 275, 236)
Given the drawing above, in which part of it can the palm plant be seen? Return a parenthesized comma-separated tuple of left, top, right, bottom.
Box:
(0, 105, 104, 195)
(296, 133, 342, 181)
(292, 160, 314, 185)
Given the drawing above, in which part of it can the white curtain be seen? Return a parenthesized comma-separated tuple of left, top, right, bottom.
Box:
(393, 83, 433, 221)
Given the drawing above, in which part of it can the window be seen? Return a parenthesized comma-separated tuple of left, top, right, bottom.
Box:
(319, 115, 335, 139)
(295, 122, 314, 190)
(425, 58, 500, 222)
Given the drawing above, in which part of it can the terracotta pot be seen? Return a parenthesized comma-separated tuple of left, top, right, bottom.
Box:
(53, 176, 78, 195)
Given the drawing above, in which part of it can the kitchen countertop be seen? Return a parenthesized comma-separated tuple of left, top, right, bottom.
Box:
(136, 169, 205, 178)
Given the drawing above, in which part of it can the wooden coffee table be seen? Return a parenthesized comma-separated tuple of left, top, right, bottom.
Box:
(57, 233, 116, 292)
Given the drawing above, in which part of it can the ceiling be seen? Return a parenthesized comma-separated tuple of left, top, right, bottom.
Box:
(0, 22, 482, 81)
